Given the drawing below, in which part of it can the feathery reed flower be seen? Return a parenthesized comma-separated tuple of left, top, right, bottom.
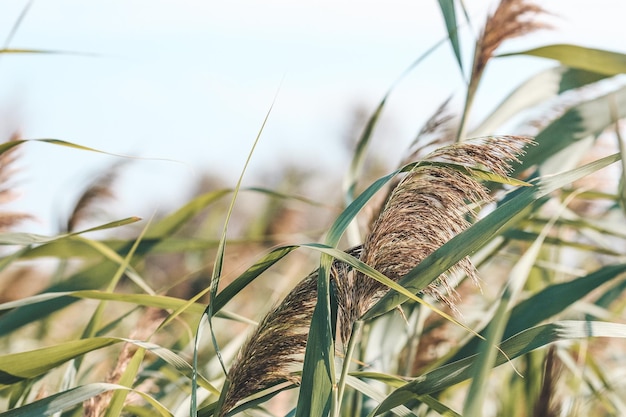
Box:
(83, 308, 165, 417)
(66, 162, 124, 232)
(219, 136, 532, 414)
(337, 136, 532, 343)
(0, 133, 31, 230)
(458, 0, 548, 141)
(221, 246, 362, 415)
(473, 0, 548, 82)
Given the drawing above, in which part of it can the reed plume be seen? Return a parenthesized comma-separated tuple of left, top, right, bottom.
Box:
(218, 135, 531, 414)
(66, 162, 124, 232)
(402, 98, 456, 166)
(83, 307, 165, 417)
(336, 135, 533, 343)
(458, 0, 548, 140)
(0, 133, 31, 230)
(220, 246, 362, 415)
(532, 346, 562, 417)
(473, 0, 547, 83)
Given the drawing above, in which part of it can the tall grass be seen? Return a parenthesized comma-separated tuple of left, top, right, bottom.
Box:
(2, 1, 626, 416)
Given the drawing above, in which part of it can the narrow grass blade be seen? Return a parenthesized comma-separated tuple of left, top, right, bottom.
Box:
(211, 245, 298, 314)
(418, 395, 462, 417)
(0, 217, 140, 245)
(103, 348, 146, 417)
(611, 99, 626, 213)
(245, 186, 330, 208)
(0, 383, 172, 417)
(0, 337, 121, 384)
(502, 229, 621, 256)
(137, 342, 220, 395)
(20, 237, 222, 260)
(498, 44, 626, 76)
(77, 236, 153, 295)
(212, 383, 297, 417)
(350, 374, 462, 417)
(72, 217, 142, 234)
(199, 84, 279, 417)
(343, 97, 387, 207)
(437, 0, 463, 73)
(587, 277, 626, 320)
(349, 372, 408, 388)
(295, 255, 335, 417)
(0, 291, 199, 314)
(373, 321, 626, 414)
(335, 321, 362, 414)
(0, 232, 61, 245)
(0, 336, 218, 394)
(2, 0, 33, 50)
(515, 85, 626, 174)
(0, 138, 178, 162)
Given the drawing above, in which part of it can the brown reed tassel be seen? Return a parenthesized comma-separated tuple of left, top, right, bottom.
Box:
(0, 133, 31, 230)
(473, 0, 548, 81)
(67, 162, 124, 232)
(220, 246, 362, 416)
(336, 135, 533, 344)
(218, 136, 532, 414)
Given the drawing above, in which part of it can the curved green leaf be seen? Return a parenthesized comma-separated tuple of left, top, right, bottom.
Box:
(19, 237, 225, 260)
(0, 337, 120, 385)
(0, 217, 140, 246)
(499, 44, 626, 76)
(437, 0, 463, 73)
(0, 336, 217, 393)
(0, 383, 172, 417)
(472, 66, 609, 137)
(373, 320, 626, 415)
(515, 85, 626, 173)
(0, 138, 177, 162)
(212, 245, 298, 314)
(448, 263, 626, 363)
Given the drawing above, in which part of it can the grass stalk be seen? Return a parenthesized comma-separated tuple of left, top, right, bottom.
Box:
(334, 320, 363, 417)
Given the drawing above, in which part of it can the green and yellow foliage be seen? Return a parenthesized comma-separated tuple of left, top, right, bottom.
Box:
(2, 1, 626, 416)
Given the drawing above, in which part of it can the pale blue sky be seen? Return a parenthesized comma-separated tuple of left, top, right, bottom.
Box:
(1, 0, 624, 234)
